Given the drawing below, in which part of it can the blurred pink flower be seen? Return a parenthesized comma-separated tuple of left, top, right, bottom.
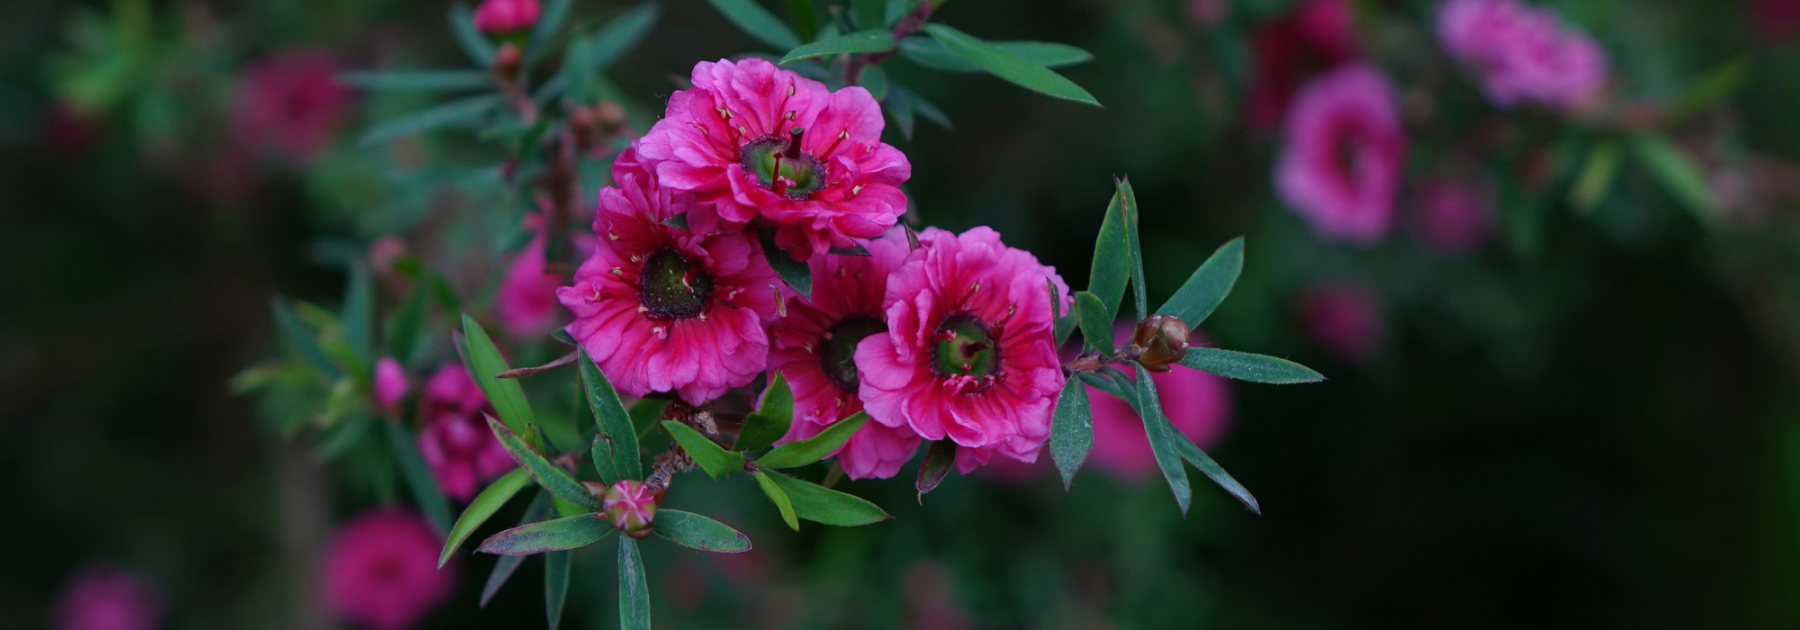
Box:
(1086, 351, 1233, 484)
(231, 50, 353, 164)
(1275, 64, 1407, 245)
(374, 357, 408, 412)
(368, 237, 409, 276)
(1247, 0, 1360, 130)
(1753, 0, 1800, 43)
(769, 229, 921, 480)
(855, 227, 1072, 474)
(557, 149, 783, 405)
(416, 364, 514, 501)
(637, 58, 912, 261)
(473, 0, 542, 34)
(54, 566, 161, 630)
(497, 218, 596, 339)
(1437, 0, 1608, 111)
(1296, 282, 1384, 363)
(1186, 0, 1230, 28)
(320, 509, 456, 630)
(1411, 177, 1495, 257)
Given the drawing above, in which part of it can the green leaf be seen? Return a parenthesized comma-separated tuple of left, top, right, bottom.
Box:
(859, 63, 889, 101)
(764, 471, 891, 526)
(736, 373, 794, 452)
(477, 513, 612, 555)
(1667, 57, 1749, 123)
(1115, 177, 1147, 320)
(752, 471, 800, 530)
(780, 29, 896, 65)
(1629, 133, 1716, 225)
(885, 0, 918, 25)
(579, 350, 642, 481)
(589, 3, 662, 72)
(853, 0, 885, 28)
(358, 94, 503, 147)
(487, 415, 605, 511)
(1157, 237, 1243, 328)
(385, 421, 454, 535)
(884, 81, 916, 140)
(663, 421, 746, 478)
(271, 297, 341, 379)
(756, 412, 868, 469)
(899, 37, 1093, 73)
(1074, 291, 1115, 356)
(545, 550, 571, 630)
(440, 468, 534, 567)
(618, 537, 651, 630)
(527, 0, 575, 64)
(1050, 280, 1076, 346)
(341, 264, 375, 372)
(387, 280, 430, 366)
(915, 439, 956, 496)
(312, 413, 371, 461)
(759, 229, 812, 298)
(706, 0, 801, 51)
(1570, 138, 1621, 214)
(784, 0, 817, 42)
(335, 69, 490, 92)
(904, 85, 951, 130)
(922, 25, 1099, 106)
(449, 3, 497, 65)
(481, 491, 554, 607)
(1076, 371, 1131, 407)
(458, 314, 538, 434)
(654, 509, 753, 552)
(1088, 190, 1129, 326)
(629, 398, 668, 439)
(1172, 432, 1260, 514)
(1179, 348, 1325, 384)
(1049, 376, 1092, 490)
(1135, 364, 1192, 516)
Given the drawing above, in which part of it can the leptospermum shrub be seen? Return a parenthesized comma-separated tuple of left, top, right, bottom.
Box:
(236, 0, 1326, 627)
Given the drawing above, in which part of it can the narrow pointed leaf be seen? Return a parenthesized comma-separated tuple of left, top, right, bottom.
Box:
(1179, 348, 1325, 384)
(619, 537, 651, 630)
(441, 468, 534, 567)
(527, 0, 575, 63)
(386, 421, 453, 535)
(654, 509, 753, 552)
(921, 25, 1099, 106)
(885, 82, 916, 140)
(449, 3, 497, 65)
(1630, 133, 1717, 225)
(899, 37, 1093, 73)
(359, 93, 503, 147)
(1135, 364, 1192, 515)
(663, 421, 746, 478)
(589, 3, 662, 72)
(1571, 139, 1621, 213)
(765, 471, 891, 526)
(579, 350, 642, 481)
(1157, 237, 1243, 327)
(859, 63, 888, 100)
(1088, 191, 1129, 325)
(1076, 371, 1131, 406)
(481, 491, 554, 607)
(752, 471, 800, 530)
(756, 412, 867, 469)
(1115, 177, 1148, 319)
(780, 29, 896, 65)
(906, 85, 951, 130)
(544, 550, 571, 629)
(1172, 435, 1260, 514)
(387, 280, 430, 365)
(737, 373, 794, 452)
(1074, 291, 1115, 356)
(457, 315, 539, 434)
(1049, 377, 1092, 490)
(706, 0, 801, 51)
(341, 265, 377, 371)
(487, 416, 604, 511)
(477, 513, 613, 555)
(915, 439, 956, 496)
(337, 69, 491, 92)
(759, 229, 812, 298)
(784, 0, 818, 42)
(271, 297, 340, 378)
(1049, 280, 1075, 346)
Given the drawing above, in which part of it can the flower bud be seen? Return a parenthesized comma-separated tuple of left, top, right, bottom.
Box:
(1131, 315, 1191, 372)
(568, 105, 600, 150)
(473, 0, 542, 36)
(491, 42, 525, 84)
(602, 480, 658, 539)
(373, 357, 408, 412)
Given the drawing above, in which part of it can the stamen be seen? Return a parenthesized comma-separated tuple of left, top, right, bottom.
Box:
(610, 267, 623, 276)
(821, 130, 849, 159)
(850, 184, 864, 198)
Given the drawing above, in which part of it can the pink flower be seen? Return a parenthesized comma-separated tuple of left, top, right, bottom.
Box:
(557, 149, 783, 404)
(1247, 0, 1360, 130)
(768, 229, 921, 479)
(473, 0, 542, 34)
(1411, 177, 1494, 256)
(374, 357, 408, 411)
(320, 509, 456, 630)
(232, 50, 353, 163)
(1087, 364, 1233, 483)
(1296, 282, 1383, 363)
(1275, 64, 1406, 245)
(855, 227, 1072, 473)
(416, 364, 515, 501)
(637, 58, 912, 261)
(1753, 0, 1800, 43)
(53, 566, 161, 630)
(1437, 0, 1608, 111)
(498, 217, 596, 338)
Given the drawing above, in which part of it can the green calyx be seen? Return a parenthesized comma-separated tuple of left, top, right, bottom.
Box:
(740, 128, 826, 200)
(931, 313, 1000, 382)
(639, 249, 713, 319)
(821, 316, 887, 391)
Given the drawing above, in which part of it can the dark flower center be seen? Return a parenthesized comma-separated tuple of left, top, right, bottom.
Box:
(740, 127, 827, 200)
(639, 249, 713, 319)
(931, 313, 1000, 381)
(820, 316, 887, 392)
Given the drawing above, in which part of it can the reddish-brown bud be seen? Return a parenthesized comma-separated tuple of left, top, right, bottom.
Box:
(569, 105, 600, 150)
(602, 480, 658, 539)
(1132, 315, 1191, 372)
(491, 42, 524, 84)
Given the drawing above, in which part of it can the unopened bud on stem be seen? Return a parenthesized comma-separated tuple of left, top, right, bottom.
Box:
(491, 42, 524, 85)
(1131, 314, 1191, 372)
(601, 479, 658, 539)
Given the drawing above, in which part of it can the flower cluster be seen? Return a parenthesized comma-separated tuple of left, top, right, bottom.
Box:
(561, 59, 1069, 478)
(1436, 0, 1608, 111)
